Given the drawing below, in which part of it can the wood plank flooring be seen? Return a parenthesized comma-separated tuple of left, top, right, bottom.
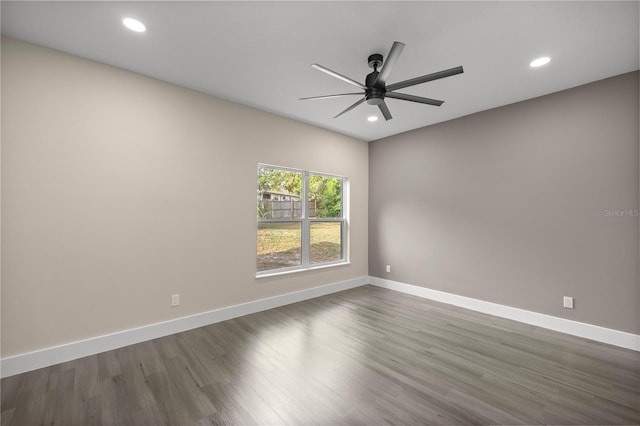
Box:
(2, 285, 639, 425)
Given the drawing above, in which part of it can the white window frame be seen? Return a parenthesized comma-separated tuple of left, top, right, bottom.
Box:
(257, 164, 348, 277)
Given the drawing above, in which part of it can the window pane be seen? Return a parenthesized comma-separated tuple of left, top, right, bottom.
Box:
(258, 167, 302, 219)
(257, 222, 301, 272)
(310, 221, 342, 264)
(308, 175, 342, 218)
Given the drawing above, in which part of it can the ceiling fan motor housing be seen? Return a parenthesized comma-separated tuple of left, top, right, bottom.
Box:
(365, 87, 385, 105)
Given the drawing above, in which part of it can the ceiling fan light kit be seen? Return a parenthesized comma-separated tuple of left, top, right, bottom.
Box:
(301, 41, 464, 121)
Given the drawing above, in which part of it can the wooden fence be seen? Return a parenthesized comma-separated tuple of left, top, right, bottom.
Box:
(258, 200, 317, 219)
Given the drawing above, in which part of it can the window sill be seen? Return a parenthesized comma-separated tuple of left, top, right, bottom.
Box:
(256, 261, 350, 279)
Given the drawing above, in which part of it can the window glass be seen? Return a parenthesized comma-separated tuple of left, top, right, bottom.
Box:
(310, 221, 343, 264)
(308, 174, 342, 218)
(257, 167, 302, 219)
(257, 165, 346, 275)
(257, 221, 302, 272)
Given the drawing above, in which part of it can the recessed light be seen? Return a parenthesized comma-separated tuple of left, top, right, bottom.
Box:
(122, 17, 146, 33)
(530, 56, 550, 68)
(367, 115, 378, 122)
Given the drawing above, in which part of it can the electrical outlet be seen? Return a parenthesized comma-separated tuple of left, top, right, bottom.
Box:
(563, 296, 574, 309)
(171, 294, 180, 307)
(386, 264, 391, 273)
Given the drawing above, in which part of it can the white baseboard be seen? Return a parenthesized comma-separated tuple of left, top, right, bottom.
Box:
(369, 276, 640, 352)
(1, 276, 369, 378)
(4, 275, 637, 378)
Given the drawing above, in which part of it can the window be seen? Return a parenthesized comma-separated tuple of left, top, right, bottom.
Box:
(257, 165, 346, 275)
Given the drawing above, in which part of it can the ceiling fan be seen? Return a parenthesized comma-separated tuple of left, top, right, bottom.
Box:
(301, 41, 463, 121)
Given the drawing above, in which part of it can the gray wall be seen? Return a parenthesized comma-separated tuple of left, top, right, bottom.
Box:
(1, 38, 369, 357)
(369, 71, 639, 333)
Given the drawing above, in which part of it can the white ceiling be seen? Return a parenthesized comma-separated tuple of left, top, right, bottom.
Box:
(2, 1, 639, 142)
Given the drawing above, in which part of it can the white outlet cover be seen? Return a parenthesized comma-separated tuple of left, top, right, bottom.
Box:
(171, 294, 180, 307)
(563, 296, 574, 309)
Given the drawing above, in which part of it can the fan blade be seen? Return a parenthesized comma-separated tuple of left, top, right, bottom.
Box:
(334, 97, 366, 118)
(374, 41, 405, 87)
(300, 93, 363, 101)
(312, 64, 367, 89)
(378, 100, 393, 121)
(386, 92, 444, 106)
(386, 66, 464, 92)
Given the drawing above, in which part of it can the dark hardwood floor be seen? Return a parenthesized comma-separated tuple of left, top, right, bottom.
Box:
(2, 285, 639, 425)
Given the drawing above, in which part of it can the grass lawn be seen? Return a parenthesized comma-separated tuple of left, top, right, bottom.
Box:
(257, 222, 342, 271)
